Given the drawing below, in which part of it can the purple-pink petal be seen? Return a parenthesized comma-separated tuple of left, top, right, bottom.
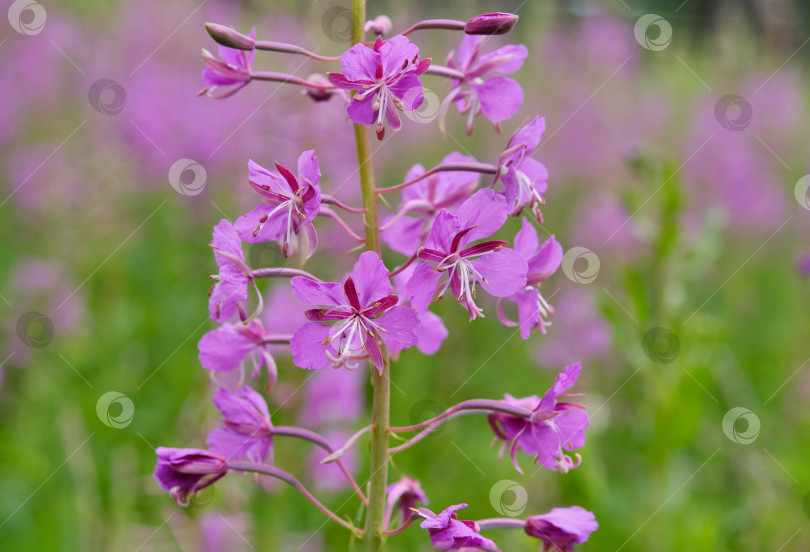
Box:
(474, 248, 527, 297)
(290, 277, 346, 307)
(456, 189, 509, 244)
(472, 76, 524, 122)
(406, 262, 442, 313)
(290, 322, 334, 370)
(376, 305, 419, 352)
(198, 324, 257, 372)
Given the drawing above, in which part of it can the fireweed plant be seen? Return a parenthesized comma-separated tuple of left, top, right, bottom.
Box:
(154, 5, 598, 550)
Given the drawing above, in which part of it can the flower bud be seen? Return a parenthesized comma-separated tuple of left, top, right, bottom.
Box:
(364, 15, 393, 36)
(205, 22, 255, 50)
(305, 73, 336, 102)
(464, 13, 519, 35)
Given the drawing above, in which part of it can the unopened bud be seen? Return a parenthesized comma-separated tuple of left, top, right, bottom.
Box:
(364, 15, 393, 36)
(305, 73, 335, 102)
(205, 22, 255, 50)
(464, 13, 518, 35)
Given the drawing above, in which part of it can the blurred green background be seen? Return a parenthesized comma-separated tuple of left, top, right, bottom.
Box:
(2, 0, 810, 550)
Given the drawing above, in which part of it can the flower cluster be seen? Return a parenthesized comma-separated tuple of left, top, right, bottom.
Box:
(153, 9, 598, 552)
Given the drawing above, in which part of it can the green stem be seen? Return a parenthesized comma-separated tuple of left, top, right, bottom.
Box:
(350, 1, 389, 550)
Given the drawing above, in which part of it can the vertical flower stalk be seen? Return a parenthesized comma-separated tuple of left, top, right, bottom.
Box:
(350, 1, 389, 549)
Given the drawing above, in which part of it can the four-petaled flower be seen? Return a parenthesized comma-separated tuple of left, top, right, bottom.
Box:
(290, 251, 419, 372)
(235, 150, 321, 259)
(207, 386, 274, 464)
(328, 35, 430, 140)
(382, 152, 480, 255)
(199, 28, 255, 99)
(442, 35, 527, 135)
(154, 447, 227, 506)
(208, 219, 251, 323)
(198, 319, 279, 388)
(496, 116, 549, 222)
(406, 189, 527, 321)
(525, 506, 598, 552)
(488, 363, 588, 473)
(415, 503, 500, 551)
(499, 218, 563, 338)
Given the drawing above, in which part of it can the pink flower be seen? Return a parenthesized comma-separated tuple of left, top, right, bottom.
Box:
(488, 364, 588, 473)
(200, 28, 255, 99)
(497, 116, 549, 222)
(406, 189, 527, 320)
(499, 218, 563, 338)
(209, 220, 250, 323)
(525, 506, 598, 552)
(442, 35, 527, 134)
(234, 150, 322, 259)
(385, 475, 428, 525)
(289, 251, 419, 372)
(198, 319, 279, 387)
(382, 152, 480, 255)
(416, 504, 500, 551)
(207, 386, 273, 464)
(328, 35, 430, 140)
(154, 447, 227, 506)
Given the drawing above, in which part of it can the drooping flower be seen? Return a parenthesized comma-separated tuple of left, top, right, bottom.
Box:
(154, 447, 227, 506)
(199, 28, 255, 99)
(328, 35, 430, 140)
(499, 218, 563, 338)
(488, 363, 588, 473)
(464, 13, 519, 35)
(289, 251, 419, 372)
(496, 116, 549, 222)
(382, 152, 480, 255)
(525, 506, 598, 552)
(206, 386, 273, 464)
(198, 319, 279, 387)
(234, 150, 321, 259)
(406, 189, 527, 321)
(385, 475, 428, 525)
(415, 504, 500, 551)
(441, 35, 527, 134)
(209, 219, 251, 323)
